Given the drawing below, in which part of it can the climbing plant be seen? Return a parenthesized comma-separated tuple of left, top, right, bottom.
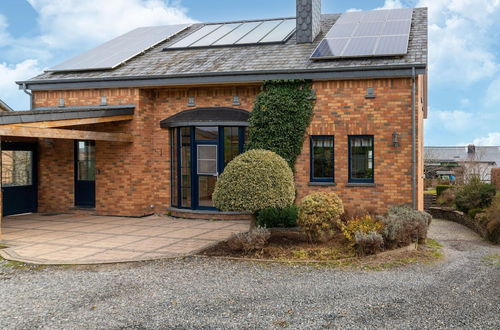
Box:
(246, 80, 314, 168)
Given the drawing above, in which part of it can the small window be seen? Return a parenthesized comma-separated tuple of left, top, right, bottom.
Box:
(349, 135, 374, 183)
(310, 136, 334, 182)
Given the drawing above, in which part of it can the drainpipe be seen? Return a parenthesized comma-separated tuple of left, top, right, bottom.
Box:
(411, 67, 417, 209)
(21, 83, 33, 110)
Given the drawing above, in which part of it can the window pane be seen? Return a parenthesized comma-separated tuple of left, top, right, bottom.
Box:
(198, 176, 217, 207)
(180, 127, 191, 207)
(195, 127, 218, 140)
(1, 150, 33, 187)
(350, 136, 374, 181)
(224, 127, 240, 167)
(311, 136, 334, 181)
(171, 129, 178, 206)
(77, 141, 95, 181)
(197, 145, 217, 175)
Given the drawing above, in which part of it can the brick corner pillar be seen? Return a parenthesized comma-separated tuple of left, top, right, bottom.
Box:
(492, 167, 500, 190)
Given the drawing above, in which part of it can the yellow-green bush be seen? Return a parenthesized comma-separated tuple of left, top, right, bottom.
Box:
(341, 215, 384, 242)
(297, 192, 344, 242)
(213, 149, 295, 213)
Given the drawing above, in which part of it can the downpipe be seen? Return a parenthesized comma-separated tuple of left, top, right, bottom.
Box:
(21, 83, 33, 110)
(411, 67, 417, 209)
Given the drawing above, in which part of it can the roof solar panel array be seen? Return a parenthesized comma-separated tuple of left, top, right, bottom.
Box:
(166, 19, 296, 49)
(311, 8, 413, 60)
(47, 24, 191, 72)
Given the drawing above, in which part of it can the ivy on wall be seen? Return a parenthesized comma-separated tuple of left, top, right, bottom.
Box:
(246, 80, 314, 168)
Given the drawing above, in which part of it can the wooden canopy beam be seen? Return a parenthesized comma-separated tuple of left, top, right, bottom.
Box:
(0, 126, 133, 142)
(2, 114, 133, 128)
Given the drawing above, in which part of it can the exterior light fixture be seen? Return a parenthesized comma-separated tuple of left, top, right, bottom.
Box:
(100, 96, 107, 106)
(392, 131, 400, 148)
(365, 87, 375, 99)
(58, 98, 65, 107)
(308, 89, 317, 100)
(232, 95, 240, 106)
(187, 96, 195, 107)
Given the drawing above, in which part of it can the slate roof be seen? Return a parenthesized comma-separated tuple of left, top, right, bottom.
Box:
(0, 105, 135, 125)
(160, 107, 250, 128)
(425, 146, 500, 166)
(0, 99, 13, 112)
(24, 8, 427, 85)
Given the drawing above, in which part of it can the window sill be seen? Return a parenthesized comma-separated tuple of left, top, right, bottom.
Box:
(308, 182, 337, 186)
(345, 183, 376, 187)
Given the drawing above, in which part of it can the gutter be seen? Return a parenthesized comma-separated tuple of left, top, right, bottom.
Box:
(411, 67, 417, 210)
(21, 83, 33, 110)
(16, 64, 427, 91)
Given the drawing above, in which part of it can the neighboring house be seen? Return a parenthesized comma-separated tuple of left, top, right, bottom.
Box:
(425, 145, 500, 183)
(0, 99, 13, 112)
(0, 1, 428, 219)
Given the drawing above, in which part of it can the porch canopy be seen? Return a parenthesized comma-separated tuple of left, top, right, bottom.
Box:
(160, 107, 250, 128)
(0, 105, 135, 142)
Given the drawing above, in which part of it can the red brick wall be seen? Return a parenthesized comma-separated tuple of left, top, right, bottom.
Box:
(492, 168, 500, 190)
(32, 79, 424, 217)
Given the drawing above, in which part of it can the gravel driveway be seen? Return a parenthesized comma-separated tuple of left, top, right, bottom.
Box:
(1, 219, 499, 329)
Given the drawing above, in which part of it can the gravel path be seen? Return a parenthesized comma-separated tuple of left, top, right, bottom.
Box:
(1, 219, 499, 329)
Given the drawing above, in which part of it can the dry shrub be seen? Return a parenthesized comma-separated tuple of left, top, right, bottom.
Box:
(227, 227, 271, 254)
(484, 202, 500, 244)
(340, 206, 378, 222)
(436, 188, 456, 207)
(379, 206, 432, 249)
(354, 231, 384, 256)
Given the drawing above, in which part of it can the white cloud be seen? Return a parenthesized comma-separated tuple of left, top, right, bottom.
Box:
(473, 132, 500, 146)
(0, 60, 43, 110)
(27, 0, 196, 50)
(0, 14, 11, 47)
(376, 0, 404, 10)
(427, 109, 475, 131)
(417, 0, 500, 84)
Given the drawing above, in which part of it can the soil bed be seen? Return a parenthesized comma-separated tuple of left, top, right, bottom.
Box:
(202, 229, 354, 261)
(199, 229, 443, 268)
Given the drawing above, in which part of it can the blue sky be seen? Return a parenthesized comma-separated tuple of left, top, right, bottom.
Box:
(0, 0, 499, 146)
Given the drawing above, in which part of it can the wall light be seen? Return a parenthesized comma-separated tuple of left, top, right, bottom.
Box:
(187, 96, 195, 107)
(232, 95, 240, 106)
(392, 131, 400, 148)
(58, 98, 65, 107)
(100, 96, 107, 106)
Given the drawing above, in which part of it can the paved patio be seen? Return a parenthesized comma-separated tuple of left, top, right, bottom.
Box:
(0, 213, 248, 264)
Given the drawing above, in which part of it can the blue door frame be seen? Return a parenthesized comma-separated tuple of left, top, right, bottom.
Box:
(171, 126, 246, 211)
(1, 142, 38, 216)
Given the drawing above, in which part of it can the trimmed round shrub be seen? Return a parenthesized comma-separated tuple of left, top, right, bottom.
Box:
(297, 192, 344, 242)
(213, 149, 295, 213)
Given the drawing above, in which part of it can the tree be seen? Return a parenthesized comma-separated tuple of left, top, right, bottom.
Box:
(212, 149, 295, 229)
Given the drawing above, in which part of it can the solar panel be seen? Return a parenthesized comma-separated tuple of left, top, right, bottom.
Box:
(166, 18, 295, 49)
(47, 24, 191, 72)
(310, 8, 413, 60)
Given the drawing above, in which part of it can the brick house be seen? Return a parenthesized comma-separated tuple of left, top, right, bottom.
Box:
(0, 1, 427, 221)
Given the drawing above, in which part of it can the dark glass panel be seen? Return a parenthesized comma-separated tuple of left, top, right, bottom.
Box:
(77, 141, 95, 181)
(224, 127, 240, 167)
(180, 127, 191, 207)
(195, 126, 218, 140)
(198, 176, 217, 207)
(171, 129, 178, 207)
(1, 150, 33, 186)
(350, 136, 374, 181)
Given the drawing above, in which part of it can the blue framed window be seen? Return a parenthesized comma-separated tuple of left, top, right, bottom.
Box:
(310, 136, 334, 182)
(348, 135, 374, 183)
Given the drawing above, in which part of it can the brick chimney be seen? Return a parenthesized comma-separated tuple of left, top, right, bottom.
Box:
(296, 0, 322, 43)
(467, 144, 476, 155)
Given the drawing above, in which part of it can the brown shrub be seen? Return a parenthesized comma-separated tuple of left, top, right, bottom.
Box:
(341, 206, 379, 222)
(436, 188, 456, 207)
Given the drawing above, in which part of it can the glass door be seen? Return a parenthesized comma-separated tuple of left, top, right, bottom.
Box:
(196, 144, 218, 208)
(74, 140, 96, 208)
